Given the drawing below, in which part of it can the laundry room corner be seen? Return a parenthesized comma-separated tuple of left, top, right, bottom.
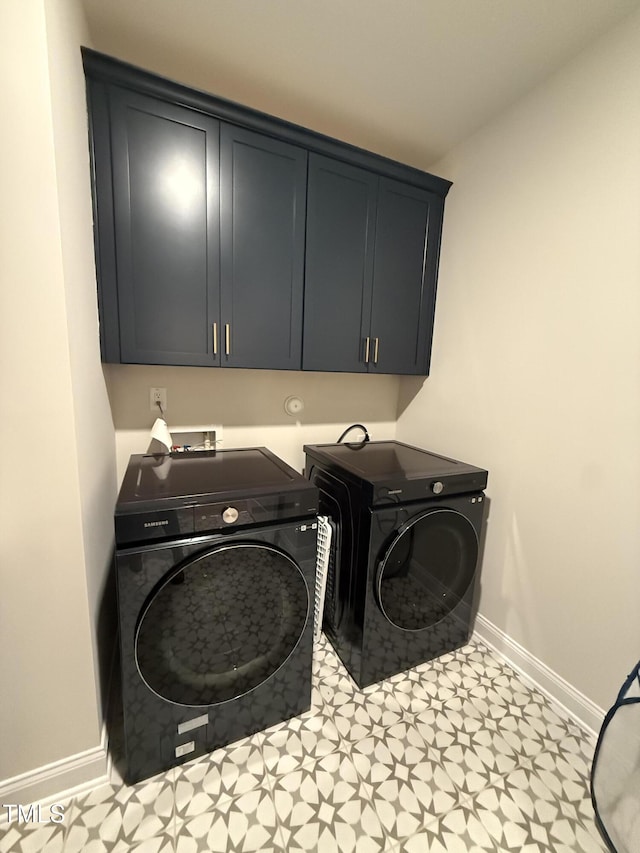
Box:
(396, 4, 640, 717)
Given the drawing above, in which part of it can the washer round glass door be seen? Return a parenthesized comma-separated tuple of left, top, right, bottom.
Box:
(135, 543, 309, 706)
(376, 508, 478, 631)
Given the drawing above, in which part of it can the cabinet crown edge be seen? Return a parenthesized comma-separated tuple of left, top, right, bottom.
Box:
(81, 46, 452, 198)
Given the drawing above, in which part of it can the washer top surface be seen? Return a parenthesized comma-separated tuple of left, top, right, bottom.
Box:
(304, 440, 488, 496)
(117, 447, 308, 511)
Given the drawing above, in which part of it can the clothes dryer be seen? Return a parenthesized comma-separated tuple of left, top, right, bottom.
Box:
(114, 448, 318, 783)
(304, 440, 487, 688)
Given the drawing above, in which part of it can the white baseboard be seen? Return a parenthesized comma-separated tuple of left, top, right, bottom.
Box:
(0, 726, 109, 807)
(473, 612, 605, 740)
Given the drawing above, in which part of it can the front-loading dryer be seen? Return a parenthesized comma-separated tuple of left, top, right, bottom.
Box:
(114, 447, 318, 783)
(304, 440, 488, 688)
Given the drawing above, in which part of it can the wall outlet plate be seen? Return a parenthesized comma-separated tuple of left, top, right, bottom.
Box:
(150, 387, 167, 413)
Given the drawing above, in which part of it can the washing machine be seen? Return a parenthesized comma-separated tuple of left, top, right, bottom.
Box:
(114, 447, 318, 784)
(304, 440, 488, 688)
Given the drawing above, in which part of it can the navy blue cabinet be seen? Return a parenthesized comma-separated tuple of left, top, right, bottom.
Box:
(84, 49, 451, 375)
(88, 86, 305, 369)
(303, 156, 378, 373)
(369, 179, 443, 375)
(219, 126, 306, 370)
(304, 156, 442, 375)
(106, 88, 220, 366)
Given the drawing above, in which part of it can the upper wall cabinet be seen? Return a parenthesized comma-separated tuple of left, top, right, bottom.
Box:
(303, 156, 377, 373)
(369, 179, 444, 375)
(303, 156, 443, 375)
(83, 49, 451, 375)
(105, 88, 220, 366)
(219, 125, 306, 370)
(88, 85, 305, 368)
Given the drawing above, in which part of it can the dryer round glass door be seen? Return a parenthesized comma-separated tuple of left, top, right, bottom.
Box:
(376, 508, 478, 631)
(135, 543, 309, 706)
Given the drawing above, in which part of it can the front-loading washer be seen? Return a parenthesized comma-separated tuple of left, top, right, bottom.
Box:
(113, 447, 318, 783)
(304, 440, 488, 688)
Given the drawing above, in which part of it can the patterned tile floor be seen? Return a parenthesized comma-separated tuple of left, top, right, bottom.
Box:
(1, 636, 607, 853)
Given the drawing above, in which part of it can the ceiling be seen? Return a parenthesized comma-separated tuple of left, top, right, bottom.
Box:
(81, 0, 637, 171)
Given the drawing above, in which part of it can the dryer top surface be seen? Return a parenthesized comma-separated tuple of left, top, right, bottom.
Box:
(304, 440, 488, 496)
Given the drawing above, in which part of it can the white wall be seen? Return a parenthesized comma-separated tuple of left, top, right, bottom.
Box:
(106, 365, 401, 482)
(0, 0, 103, 781)
(397, 10, 640, 710)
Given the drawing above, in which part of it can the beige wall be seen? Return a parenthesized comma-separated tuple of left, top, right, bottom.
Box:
(398, 10, 640, 709)
(106, 365, 400, 482)
(44, 0, 118, 719)
(0, 0, 102, 779)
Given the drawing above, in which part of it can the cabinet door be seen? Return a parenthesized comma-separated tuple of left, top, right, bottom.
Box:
(303, 155, 378, 373)
(110, 89, 220, 365)
(369, 179, 437, 375)
(220, 125, 307, 370)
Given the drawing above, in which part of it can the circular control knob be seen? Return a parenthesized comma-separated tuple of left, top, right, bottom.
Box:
(222, 506, 239, 524)
(431, 481, 444, 495)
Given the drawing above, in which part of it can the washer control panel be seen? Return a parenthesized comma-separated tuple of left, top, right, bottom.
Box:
(195, 502, 253, 531)
(192, 489, 316, 535)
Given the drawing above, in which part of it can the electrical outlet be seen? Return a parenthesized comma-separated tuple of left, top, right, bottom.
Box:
(150, 387, 167, 413)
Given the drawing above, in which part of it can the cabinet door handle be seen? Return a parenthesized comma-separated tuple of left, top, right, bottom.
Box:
(373, 337, 379, 364)
(212, 323, 218, 355)
(225, 323, 231, 356)
(364, 337, 370, 363)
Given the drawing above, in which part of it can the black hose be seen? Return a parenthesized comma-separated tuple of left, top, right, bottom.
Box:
(337, 424, 370, 448)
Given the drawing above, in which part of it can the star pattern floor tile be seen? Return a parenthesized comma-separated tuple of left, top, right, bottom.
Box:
(259, 708, 343, 778)
(0, 821, 67, 853)
(174, 789, 283, 852)
(62, 771, 175, 853)
(173, 733, 266, 821)
(1, 634, 609, 853)
(318, 671, 407, 742)
(271, 751, 385, 852)
(349, 720, 465, 840)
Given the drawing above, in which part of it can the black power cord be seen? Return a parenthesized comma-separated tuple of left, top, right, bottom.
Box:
(336, 423, 370, 449)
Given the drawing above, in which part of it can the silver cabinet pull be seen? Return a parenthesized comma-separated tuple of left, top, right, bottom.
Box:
(225, 323, 231, 356)
(373, 337, 379, 364)
(212, 322, 218, 355)
(364, 337, 370, 363)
